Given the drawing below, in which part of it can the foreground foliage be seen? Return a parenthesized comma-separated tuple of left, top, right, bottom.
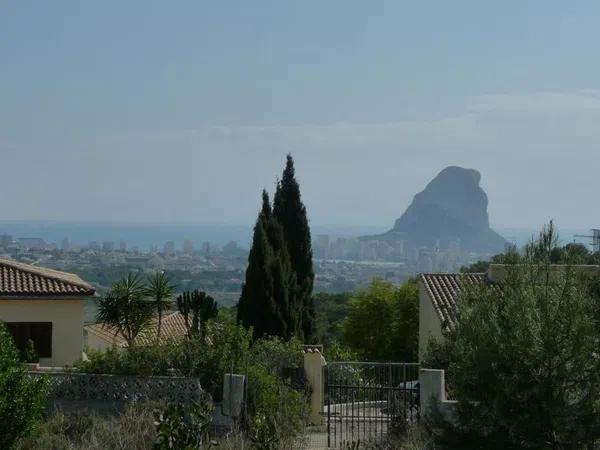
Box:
(432, 223, 600, 449)
(76, 318, 308, 447)
(0, 323, 48, 450)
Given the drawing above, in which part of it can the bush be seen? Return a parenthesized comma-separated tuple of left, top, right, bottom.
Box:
(245, 364, 308, 450)
(437, 224, 600, 449)
(76, 318, 252, 401)
(0, 323, 48, 449)
(75, 317, 310, 447)
(154, 402, 214, 450)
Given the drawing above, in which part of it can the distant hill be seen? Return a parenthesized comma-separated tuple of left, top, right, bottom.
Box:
(362, 166, 507, 253)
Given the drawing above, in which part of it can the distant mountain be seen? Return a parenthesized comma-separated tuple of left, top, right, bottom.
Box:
(363, 166, 507, 253)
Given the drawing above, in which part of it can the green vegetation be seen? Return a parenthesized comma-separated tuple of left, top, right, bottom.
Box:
(153, 402, 214, 450)
(314, 291, 351, 345)
(273, 154, 317, 342)
(429, 223, 600, 449)
(145, 272, 175, 339)
(461, 240, 600, 273)
(176, 290, 218, 338)
(341, 278, 419, 362)
(238, 155, 316, 341)
(0, 323, 48, 450)
(96, 273, 154, 347)
(238, 190, 299, 339)
(75, 315, 308, 446)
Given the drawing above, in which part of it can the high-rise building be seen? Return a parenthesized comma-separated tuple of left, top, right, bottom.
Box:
(18, 238, 46, 250)
(102, 241, 115, 252)
(183, 240, 194, 254)
(315, 234, 330, 259)
(163, 241, 176, 255)
(119, 240, 127, 252)
(61, 237, 70, 252)
(201, 241, 211, 255)
(88, 241, 100, 250)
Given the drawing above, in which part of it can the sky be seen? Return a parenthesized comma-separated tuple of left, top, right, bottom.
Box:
(2, 1, 600, 230)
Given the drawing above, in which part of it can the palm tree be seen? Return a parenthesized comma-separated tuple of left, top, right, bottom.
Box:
(145, 271, 176, 340)
(97, 273, 152, 348)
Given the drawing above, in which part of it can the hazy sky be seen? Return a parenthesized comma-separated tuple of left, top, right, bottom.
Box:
(2, 1, 600, 229)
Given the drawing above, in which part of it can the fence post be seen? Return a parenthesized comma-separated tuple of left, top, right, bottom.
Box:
(419, 368, 458, 422)
(303, 346, 326, 425)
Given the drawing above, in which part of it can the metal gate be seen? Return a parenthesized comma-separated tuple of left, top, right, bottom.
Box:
(324, 362, 419, 448)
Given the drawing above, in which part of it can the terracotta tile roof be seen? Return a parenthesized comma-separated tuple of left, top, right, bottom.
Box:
(85, 311, 188, 347)
(420, 273, 491, 332)
(0, 258, 95, 297)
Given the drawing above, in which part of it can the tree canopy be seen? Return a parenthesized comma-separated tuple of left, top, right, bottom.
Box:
(273, 154, 316, 342)
(341, 278, 419, 362)
(238, 155, 316, 342)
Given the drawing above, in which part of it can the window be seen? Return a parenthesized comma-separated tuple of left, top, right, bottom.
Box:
(5, 322, 52, 358)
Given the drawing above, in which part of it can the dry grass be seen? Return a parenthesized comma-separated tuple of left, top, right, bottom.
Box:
(16, 404, 157, 450)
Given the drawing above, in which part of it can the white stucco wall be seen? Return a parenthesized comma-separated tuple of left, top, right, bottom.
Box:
(84, 329, 117, 353)
(418, 280, 444, 360)
(0, 298, 85, 367)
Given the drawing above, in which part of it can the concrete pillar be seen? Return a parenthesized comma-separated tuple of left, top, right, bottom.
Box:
(303, 347, 326, 425)
(222, 373, 245, 417)
(419, 368, 458, 422)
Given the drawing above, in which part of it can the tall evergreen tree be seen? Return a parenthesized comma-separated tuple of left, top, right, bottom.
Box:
(273, 154, 317, 342)
(237, 190, 298, 339)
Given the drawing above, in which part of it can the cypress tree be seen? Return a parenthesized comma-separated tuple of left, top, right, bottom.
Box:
(237, 190, 297, 339)
(273, 154, 317, 342)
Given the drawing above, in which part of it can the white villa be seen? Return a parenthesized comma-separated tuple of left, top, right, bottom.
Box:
(0, 258, 95, 366)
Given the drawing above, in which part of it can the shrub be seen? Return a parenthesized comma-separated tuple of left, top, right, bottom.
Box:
(438, 224, 600, 449)
(154, 402, 214, 450)
(76, 318, 252, 400)
(0, 323, 48, 450)
(245, 364, 309, 450)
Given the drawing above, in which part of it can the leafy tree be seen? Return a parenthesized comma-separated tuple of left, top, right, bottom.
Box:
(439, 223, 600, 449)
(341, 278, 419, 361)
(176, 290, 218, 338)
(273, 154, 316, 342)
(238, 190, 298, 339)
(314, 292, 351, 345)
(96, 273, 153, 348)
(145, 271, 176, 340)
(0, 323, 48, 449)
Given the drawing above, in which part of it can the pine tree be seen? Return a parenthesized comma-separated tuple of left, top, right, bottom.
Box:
(273, 154, 317, 342)
(237, 190, 297, 339)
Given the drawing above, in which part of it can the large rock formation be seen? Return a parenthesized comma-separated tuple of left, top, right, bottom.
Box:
(365, 166, 506, 253)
